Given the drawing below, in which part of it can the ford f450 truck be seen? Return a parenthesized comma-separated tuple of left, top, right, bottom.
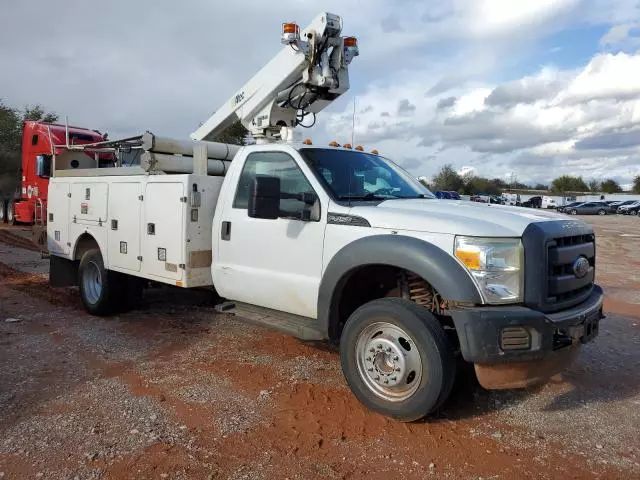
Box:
(45, 12, 603, 421)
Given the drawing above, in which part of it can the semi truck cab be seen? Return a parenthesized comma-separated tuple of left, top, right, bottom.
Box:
(1, 121, 109, 225)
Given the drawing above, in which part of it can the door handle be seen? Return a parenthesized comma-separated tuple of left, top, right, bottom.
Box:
(221, 221, 231, 241)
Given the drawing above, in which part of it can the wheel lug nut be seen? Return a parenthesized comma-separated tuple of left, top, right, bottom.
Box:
(384, 379, 389, 384)
(366, 357, 372, 362)
(393, 356, 399, 361)
(395, 368, 401, 372)
(391, 377, 397, 382)
(367, 368, 374, 372)
(386, 347, 392, 353)
(377, 344, 383, 349)
(369, 348, 375, 353)
(375, 375, 380, 380)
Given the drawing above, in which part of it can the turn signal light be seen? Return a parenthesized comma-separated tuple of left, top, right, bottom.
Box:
(355, 145, 364, 151)
(344, 37, 358, 47)
(303, 138, 313, 145)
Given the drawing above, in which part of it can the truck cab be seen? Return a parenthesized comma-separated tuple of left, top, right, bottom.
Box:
(1, 121, 109, 225)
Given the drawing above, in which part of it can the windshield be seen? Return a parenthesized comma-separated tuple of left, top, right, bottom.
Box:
(299, 148, 434, 201)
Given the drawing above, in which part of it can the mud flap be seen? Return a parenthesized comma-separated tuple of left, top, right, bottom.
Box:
(50, 255, 78, 287)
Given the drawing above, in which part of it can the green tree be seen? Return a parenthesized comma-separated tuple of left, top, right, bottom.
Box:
(588, 179, 600, 193)
(212, 120, 250, 146)
(600, 179, 623, 194)
(551, 175, 589, 193)
(465, 176, 502, 196)
(633, 176, 640, 194)
(431, 164, 464, 192)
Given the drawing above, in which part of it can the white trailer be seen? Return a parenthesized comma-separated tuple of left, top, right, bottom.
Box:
(46, 12, 605, 422)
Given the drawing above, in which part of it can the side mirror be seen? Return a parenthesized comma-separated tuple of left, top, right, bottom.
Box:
(248, 175, 280, 219)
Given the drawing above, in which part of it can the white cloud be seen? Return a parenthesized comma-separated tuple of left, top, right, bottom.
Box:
(2, 0, 640, 187)
(327, 51, 640, 185)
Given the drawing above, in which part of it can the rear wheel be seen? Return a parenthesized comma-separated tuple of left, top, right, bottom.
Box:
(78, 248, 117, 316)
(340, 298, 455, 422)
(598, 209, 606, 215)
(570, 209, 578, 215)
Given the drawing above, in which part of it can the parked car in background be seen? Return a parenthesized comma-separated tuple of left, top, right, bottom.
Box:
(434, 191, 458, 199)
(565, 202, 612, 215)
(501, 193, 521, 206)
(542, 196, 559, 209)
(618, 201, 640, 215)
(616, 201, 640, 214)
(557, 201, 584, 213)
(521, 196, 542, 208)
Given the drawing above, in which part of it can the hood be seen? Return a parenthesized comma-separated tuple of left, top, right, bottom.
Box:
(350, 199, 569, 237)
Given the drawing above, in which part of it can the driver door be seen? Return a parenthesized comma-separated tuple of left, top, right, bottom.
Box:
(214, 150, 326, 319)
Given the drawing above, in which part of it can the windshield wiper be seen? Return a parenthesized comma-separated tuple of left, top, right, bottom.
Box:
(338, 194, 387, 201)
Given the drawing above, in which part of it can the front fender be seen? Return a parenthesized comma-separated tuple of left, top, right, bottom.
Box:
(318, 234, 483, 339)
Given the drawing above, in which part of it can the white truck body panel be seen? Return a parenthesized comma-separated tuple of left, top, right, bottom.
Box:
(48, 182, 71, 255)
(108, 182, 142, 272)
(48, 174, 224, 288)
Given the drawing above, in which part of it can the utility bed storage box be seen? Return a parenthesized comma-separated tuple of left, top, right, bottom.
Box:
(48, 174, 223, 288)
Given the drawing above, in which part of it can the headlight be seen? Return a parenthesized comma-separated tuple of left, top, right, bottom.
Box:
(454, 236, 523, 304)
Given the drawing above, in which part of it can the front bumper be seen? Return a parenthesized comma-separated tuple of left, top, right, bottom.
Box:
(450, 285, 604, 388)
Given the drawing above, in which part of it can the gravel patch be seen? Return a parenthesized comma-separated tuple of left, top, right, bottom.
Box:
(1, 378, 190, 479)
(174, 372, 271, 436)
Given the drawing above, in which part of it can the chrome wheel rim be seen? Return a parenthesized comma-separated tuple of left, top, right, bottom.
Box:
(355, 321, 423, 402)
(7, 205, 13, 222)
(83, 261, 102, 305)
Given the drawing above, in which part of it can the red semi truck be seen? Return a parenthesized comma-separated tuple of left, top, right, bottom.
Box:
(0, 121, 109, 225)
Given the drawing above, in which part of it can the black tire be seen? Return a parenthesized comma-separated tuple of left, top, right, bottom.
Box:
(7, 200, 16, 225)
(78, 248, 118, 316)
(339, 298, 456, 422)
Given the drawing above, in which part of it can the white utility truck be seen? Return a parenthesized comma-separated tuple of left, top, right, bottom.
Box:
(46, 12, 603, 421)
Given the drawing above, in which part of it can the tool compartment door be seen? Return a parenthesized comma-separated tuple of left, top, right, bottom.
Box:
(47, 182, 70, 255)
(71, 183, 108, 225)
(108, 182, 142, 272)
(142, 182, 185, 282)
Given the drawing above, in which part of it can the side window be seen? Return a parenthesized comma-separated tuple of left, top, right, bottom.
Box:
(233, 151, 316, 219)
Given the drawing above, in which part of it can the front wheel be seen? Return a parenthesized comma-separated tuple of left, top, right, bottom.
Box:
(570, 209, 578, 215)
(598, 209, 606, 215)
(339, 298, 455, 422)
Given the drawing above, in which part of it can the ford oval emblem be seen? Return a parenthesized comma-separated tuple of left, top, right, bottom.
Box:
(572, 256, 590, 279)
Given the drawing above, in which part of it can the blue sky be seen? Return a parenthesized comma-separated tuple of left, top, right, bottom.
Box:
(1, 0, 639, 187)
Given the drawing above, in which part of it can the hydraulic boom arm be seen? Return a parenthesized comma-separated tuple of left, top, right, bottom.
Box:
(190, 12, 358, 143)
